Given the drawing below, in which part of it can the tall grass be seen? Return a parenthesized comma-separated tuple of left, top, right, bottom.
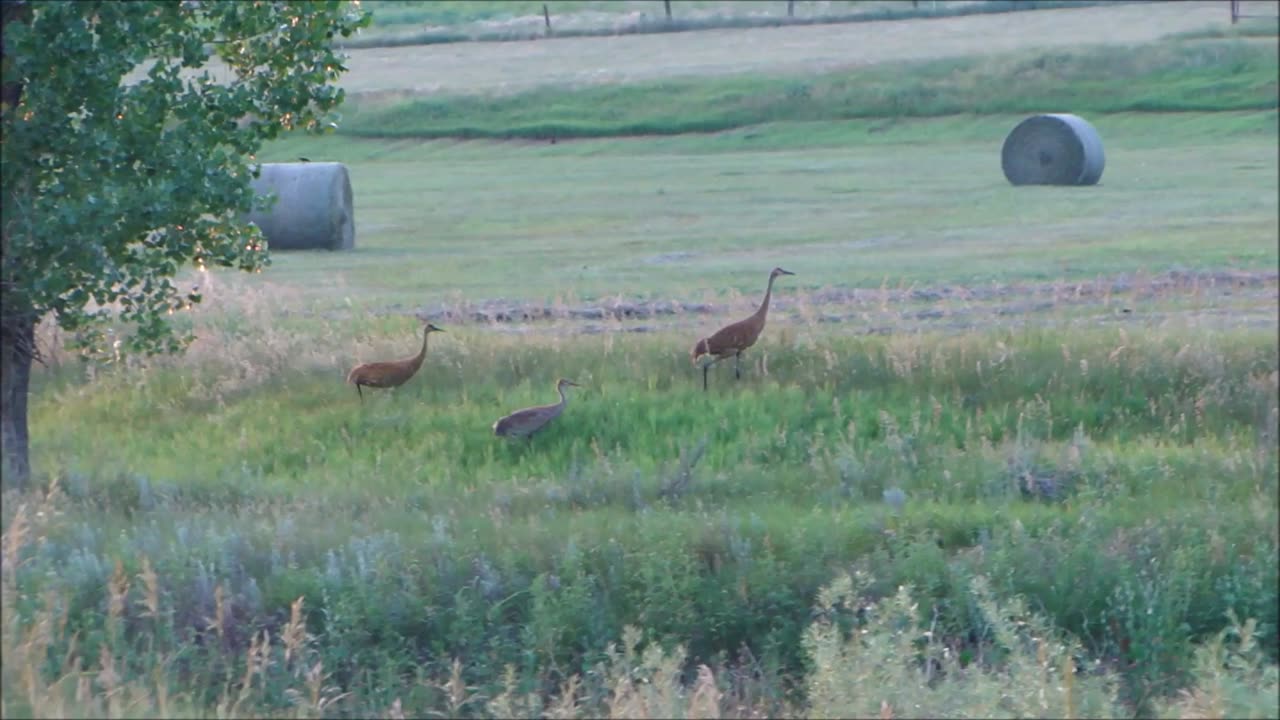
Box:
(338, 39, 1279, 140)
(7, 278, 1278, 716)
(3, 494, 1277, 717)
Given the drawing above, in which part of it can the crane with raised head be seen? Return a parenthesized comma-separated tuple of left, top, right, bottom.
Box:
(691, 267, 794, 391)
(346, 322, 444, 401)
(492, 378, 581, 441)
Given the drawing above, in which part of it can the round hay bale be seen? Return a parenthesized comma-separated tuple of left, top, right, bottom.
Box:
(247, 162, 355, 251)
(1001, 114, 1105, 186)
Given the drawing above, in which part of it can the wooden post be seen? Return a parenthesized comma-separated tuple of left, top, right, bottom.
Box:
(787, 0, 795, 17)
(543, 3, 551, 34)
(664, 0, 672, 21)
(1230, 0, 1240, 24)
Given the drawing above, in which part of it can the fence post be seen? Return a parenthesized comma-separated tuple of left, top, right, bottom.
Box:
(787, 0, 795, 17)
(1230, 0, 1240, 24)
(543, 3, 552, 35)
(664, 0, 672, 21)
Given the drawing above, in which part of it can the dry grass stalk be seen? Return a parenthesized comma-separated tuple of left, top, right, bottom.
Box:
(206, 583, 227, 643)
(225, 629, 272, 718)
(283, 595, 307, 667)
(546, 673, 579, 719)
(138, 556, 160, 620)
(107, 559, 129, 647)
(96, 643, 121, 717)
(430, 658, 483, 718)
(688, 664, 723, 719)
(2, 503, 30, 582)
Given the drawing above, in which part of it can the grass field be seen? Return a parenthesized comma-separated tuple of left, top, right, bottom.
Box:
(5, 3, 1280, 719)
(329, 1, 1274, 96)
(337, 42, 1279, 138)
(342, 0, 1120, 48)
(251, 111, 1278, 313)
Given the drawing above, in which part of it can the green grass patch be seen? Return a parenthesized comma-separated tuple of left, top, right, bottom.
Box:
(339, 39, 1278, 140)
(1174, 17, 1279, 40)
(9, 319, 1279, 717)
(246, 110, 1280, 314)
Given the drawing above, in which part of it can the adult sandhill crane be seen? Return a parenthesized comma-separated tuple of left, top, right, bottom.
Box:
(691, 267, 794, 391)
(346, 322, 445, 401)
(492, 378, 581, 442)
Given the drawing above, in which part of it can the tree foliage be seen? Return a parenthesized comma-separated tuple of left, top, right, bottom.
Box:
(1, 0, 370, 358)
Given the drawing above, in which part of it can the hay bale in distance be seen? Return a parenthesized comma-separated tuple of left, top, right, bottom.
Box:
(247, 162, 355, 251)
(1001, 114, 1105, 186)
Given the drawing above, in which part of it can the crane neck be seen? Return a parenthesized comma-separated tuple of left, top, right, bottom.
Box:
(755, 274, 777, 320)
(412, 328, 431, 367)
(557, 385, 570, 406)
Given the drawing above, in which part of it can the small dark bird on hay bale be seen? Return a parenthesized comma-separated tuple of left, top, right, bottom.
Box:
(298, 156, 312, 162)
(492, 378, 580, 442)
(346, 323, 444, 401)
(691, 267, 794, 391)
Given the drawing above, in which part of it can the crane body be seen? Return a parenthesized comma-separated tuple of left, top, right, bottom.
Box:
(691, 267, 794, 391)
(493, 378, 581, 441)
(347, 323, 445, 401)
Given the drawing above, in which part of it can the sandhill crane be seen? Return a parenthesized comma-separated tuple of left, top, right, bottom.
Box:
(346, 322, 445, 401)
(691, 267, 794, 391)
(492, 378, 580, 442)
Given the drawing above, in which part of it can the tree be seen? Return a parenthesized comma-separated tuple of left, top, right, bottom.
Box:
(1, 1, 370, 489)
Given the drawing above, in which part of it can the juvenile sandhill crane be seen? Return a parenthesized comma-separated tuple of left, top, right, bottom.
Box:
(691, 267, 794, 391)
(492, 378, 581, 442)
(346, 322, 445, 401)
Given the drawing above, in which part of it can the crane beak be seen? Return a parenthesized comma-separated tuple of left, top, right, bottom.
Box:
(778, 268, 795, 276)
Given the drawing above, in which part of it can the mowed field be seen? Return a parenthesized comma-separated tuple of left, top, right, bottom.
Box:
(8, 3, 1280, 719)
(336, 1, 1266, 95)
(248, 113, 1278, 321)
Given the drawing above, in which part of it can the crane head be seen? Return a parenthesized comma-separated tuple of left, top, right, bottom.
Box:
(691, 338, 710, 365)
(770, 267, 795, 279)
(425, 323, 445, 333)
(557, 378, 581, 389)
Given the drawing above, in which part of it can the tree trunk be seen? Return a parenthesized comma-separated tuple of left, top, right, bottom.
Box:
(1, 0, 34, 491)
(0, 313, 34, 490)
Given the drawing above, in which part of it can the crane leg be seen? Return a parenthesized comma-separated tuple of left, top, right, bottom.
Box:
(356, 384, 364, 402)
(735, 352, 742, 380)
(702, 364, 709, 392)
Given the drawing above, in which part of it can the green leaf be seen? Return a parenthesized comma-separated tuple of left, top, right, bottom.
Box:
(2, 0, 367, 360)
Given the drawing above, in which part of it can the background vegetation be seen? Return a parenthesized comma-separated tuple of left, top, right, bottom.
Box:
(337, 40, 1279, 139)
(3, 1, 1278, 718)
(341, 0, 1116, 47)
